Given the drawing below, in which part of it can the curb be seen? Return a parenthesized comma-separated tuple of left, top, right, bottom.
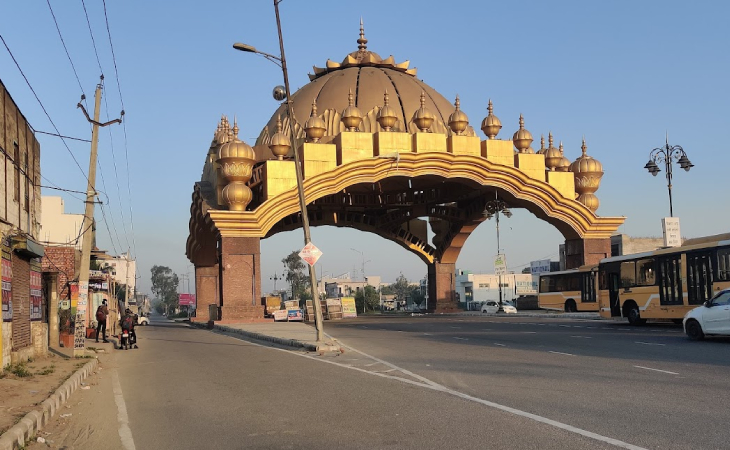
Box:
(191, 322, 341, 353)
(0, 358, 99, 450)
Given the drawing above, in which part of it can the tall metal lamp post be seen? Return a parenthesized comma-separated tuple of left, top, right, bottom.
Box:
(483, 195, 512, 306)
(643, 136, 694, 217)
(233, 0, 324, 342)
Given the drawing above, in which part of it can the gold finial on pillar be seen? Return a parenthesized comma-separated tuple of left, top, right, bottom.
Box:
(480, 99, 502, 139)
(412, 91, 435, 132)
(544, 132, 562, 171)
(569, 137, 604, 212)
(304, 100, 326, 142)
(512, 114, 533, 153)
(269, 115, 291, 160)
(217, 132, 255, 211)
(341, 88, 363, 131)
(377, 90, 398, 131)
(537, 134, 546, 155)
(232, 117, 240, 139)
(556, 141, 571, 172)
(448, 95, 469, 135)
(357, 17, 368, 52)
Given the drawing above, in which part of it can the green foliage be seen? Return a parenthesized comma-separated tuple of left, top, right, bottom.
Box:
(36, 365, 55, 375)
(7, 362, 32, 378)
(116, 283, 130, 303)
(150, 265, 180, 313)
(282, 251, 310, 300)
(355, 285, 380, 313)
(392, 273, 411, 303)
(90, 259, 102, 270)
(410, 287, 425, 307)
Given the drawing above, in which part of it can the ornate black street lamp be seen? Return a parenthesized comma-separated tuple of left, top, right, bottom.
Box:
(644, 137, 693, 217)
(483, 195, 512, 306)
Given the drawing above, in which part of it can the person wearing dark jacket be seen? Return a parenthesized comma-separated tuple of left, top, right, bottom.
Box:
(120, 308, 135, 350)
(95, 300, 109, 343)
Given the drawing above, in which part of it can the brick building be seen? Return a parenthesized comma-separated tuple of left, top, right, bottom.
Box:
(1, 79, 45, 370)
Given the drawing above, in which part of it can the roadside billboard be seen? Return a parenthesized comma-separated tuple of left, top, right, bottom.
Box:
(178, 293, 196, 306)
(530, 259, 551, 275)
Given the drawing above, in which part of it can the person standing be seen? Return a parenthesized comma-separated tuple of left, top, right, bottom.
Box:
(95, 299, 109, 343)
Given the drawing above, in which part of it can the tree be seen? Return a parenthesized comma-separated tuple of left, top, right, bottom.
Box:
(392, 273, 411, 306)
(150, 265, 179, 314)
(116, 283, 129, 304)
(282, 251, 309, 299)
(355, 285, 380, 313)
(410, 287, 425, 309)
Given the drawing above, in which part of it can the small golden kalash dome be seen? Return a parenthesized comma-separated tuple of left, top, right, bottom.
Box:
(268, 116, 291, 160)
(216, 118, 256, 211)
(512, 114, 534, 153)
(481, 99, 502, 139)
(544, 133, 563, 170)
(255, 19, 477, 148)
(569, 138, 604, 212)
(556, 142, 571, 172)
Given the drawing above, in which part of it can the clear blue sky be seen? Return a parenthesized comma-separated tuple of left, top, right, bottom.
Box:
(2, 1, 728, 296)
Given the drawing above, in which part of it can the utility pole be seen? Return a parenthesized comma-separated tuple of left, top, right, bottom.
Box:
(124, 249, 130, 311)
(74, 79, 122, 357)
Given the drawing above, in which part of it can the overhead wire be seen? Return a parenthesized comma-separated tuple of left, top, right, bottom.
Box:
(80, 0, 104, 75)
(45, 0, 87, 106)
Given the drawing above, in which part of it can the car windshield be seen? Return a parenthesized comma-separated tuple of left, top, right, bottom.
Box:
(710, 291, 730, 306)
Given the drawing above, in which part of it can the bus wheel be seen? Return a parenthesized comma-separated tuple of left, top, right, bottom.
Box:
(564, 300, 577, 313)
(685, 320, 705, 341)
(625, 302, 646, 326)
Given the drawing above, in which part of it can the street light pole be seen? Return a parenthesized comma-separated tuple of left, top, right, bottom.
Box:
(483, 193, 512, 307)
(233, 0, 324, 342)
(643, 135, 694, 217)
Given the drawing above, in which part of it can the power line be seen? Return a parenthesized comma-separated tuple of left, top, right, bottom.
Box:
(80, 0, 104, 75)
(40, 174, 85, 202)
(45, 0, 86, 102)
(0, 32, 90, 185)
(98, 202, 121, 255)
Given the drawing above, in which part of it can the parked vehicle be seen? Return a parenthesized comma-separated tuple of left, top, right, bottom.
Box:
(683, 289, 730, 340)
(501, 301, 517, 314)
(138, 313, 149, 326)
(481, 301, 500, 314)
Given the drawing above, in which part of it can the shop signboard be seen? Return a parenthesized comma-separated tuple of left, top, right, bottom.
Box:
(30, 258, 42, 321)
(1, 238, 11, 322)
(341, 297, 357, 318)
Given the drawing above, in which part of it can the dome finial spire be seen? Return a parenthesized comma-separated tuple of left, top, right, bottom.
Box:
(357, 17, 368, 51)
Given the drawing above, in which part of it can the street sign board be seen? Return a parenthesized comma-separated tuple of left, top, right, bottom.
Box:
(530, 259, 551, 275)
(662, 217, 681, 247)
(299, 242, 322, 266)
(494, 254, 507, 275)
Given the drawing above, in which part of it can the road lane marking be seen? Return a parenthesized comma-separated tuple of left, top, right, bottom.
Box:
(450, 326, 462, 329)
(112, 369, 137, 450)
(559, 325, 571, 328)
(635, 341, 666, 346)
(494, 343, 506, 347)
(521, 331, 537, 334)
(634, 365, 679, 375)
(549, 351, 575, 356)
(571, 336, 592, 339)
(453, 337, 468, 341)
(423, 333, 433, 336)
(365, 362, 379, 367)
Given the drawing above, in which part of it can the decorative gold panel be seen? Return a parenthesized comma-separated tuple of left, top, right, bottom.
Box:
(481, 139, 515, 167)
(514, 153, 546, 180)
(333, 131, 374, 165)
(373, 131, 412, 156)
(447, 135, 481, 157)
(262, 160, 297, 200)
(546, 171, 576, 200)
(298, 142, 337, 179)
(412, 133, 447, 153)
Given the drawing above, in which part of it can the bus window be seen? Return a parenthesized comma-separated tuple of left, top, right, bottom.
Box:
(636, 259, 656, 286)
(620, 261, 635, 288)
(718, 248, 730, 281)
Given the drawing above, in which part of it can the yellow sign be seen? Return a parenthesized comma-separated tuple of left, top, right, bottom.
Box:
(341, 297, 357, 318)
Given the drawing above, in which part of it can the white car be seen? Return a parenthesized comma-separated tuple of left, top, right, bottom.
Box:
(481, 301, 500, 314)
(501, 301, 518, 314)
(683, 289, 730, 340)
(138, 315, 149, 326)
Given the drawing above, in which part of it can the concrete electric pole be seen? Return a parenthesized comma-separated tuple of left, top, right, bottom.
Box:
(74, 79, 122, 357)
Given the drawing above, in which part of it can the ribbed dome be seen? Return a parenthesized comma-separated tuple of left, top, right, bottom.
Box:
(570, 139, 604, 173)
(255, 23, 475, 148)
(219, 137, 254, 160)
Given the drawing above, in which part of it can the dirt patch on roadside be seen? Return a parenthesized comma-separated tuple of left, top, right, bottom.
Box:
(0, 353, 94, 434)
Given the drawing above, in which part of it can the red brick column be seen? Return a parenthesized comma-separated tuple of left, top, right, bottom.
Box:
(219, 237, 264, 321)
(427, 262, 459, 313)
(193, 265, 219, 322)
(564, 238, 611, 269)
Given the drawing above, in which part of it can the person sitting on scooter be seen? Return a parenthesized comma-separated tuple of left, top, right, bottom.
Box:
(120, 309, 134, 350)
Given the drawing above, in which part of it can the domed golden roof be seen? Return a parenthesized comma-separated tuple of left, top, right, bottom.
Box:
(570, 138, 604, 174)
(480, 99, 502, 139)
(218, 119, 254, 160)
(448, 96, 469, 135)
(544, 133, 563, 171)
(412, 91, 435, 132)
(304, 100, 326, 142)
(512, 114, 533, 153)
(556, 142, 571, 172)
(341, 88, 363, 131)
(268, 116, 291, 160)
(255, 22, 476, 148)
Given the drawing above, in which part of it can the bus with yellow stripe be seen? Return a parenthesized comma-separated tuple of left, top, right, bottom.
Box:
(538, 265, 598, 312)
(597, 236, 730, 325)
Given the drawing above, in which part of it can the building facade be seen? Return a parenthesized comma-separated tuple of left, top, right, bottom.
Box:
(98, 252, 136, 295)
(39, 196, 84, 249)
(1, 79, 45, 370)
(455, 270, 536, 310)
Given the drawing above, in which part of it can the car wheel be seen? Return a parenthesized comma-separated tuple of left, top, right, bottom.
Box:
(685, 320, 705, 341)
(626, 303, 646, 326)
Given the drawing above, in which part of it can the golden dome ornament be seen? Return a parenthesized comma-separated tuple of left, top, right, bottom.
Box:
(537, 135, 546, 155)
(377, 90, 398, 131)
(512, 114, 533, 153)
(480, 99, 502, 139)
(304, 100, 326, 142)
(448, 95, 469, 135)
(341, 88, 363, 131)
(569, 137, 604, 212)
(216, 131, 256, 211)
(556, 141, 571, 172)
(268, 115, 291, 160)
(544, 132, 562, 171)
(412, 91, 435, 132)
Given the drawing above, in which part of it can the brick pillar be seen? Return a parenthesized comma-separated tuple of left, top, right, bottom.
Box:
(219, 237, 264, 321)
(564, 238, 611, 269)
(427, 262, 459, 313)
(194, 265, 219, 323)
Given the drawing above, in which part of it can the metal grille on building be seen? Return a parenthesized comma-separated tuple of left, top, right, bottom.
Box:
(12, 254, 30, 350)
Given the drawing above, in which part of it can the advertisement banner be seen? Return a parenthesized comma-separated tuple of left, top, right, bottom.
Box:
(30, 258, 42, 321)
(287, 309, 303, 321)
(341, 297, 357, 318)
(530, 259, 551, 275)
(74, 282, 88, 351)
(178, 293, 196, 306)
(494, 254, 508, 276)
(1, 239, 12, 322)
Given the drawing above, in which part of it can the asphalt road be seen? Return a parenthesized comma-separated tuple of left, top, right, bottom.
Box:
(33, 313, 729, 449)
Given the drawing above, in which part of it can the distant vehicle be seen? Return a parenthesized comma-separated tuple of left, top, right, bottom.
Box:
(481, 301, 500, 314)
(683, 289, 730, 340)
(138, 313, 149, 326)
(501, 301, 517, 314)
(598, 237, 730, 325)
(538, 265, 598, 312)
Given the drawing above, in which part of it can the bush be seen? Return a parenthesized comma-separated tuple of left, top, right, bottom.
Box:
(7, 362, 33, 378)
